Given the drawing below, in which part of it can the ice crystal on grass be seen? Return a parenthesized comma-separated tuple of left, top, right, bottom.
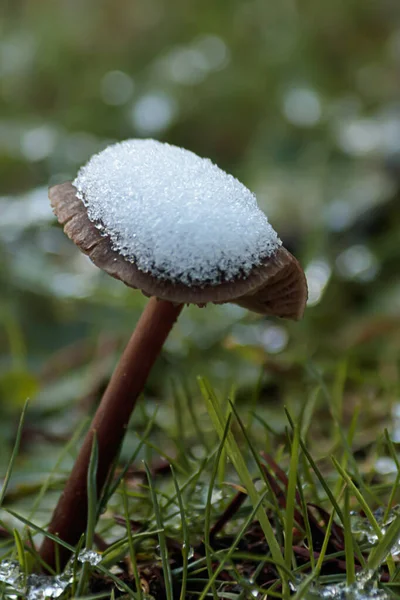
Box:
(0, 560, 21, 589)
(0, 554, 102, 599)
(0, 560, 72, 600)
(74, 139, 281, 285)
(351, 505, 400, 553)
(77, 548, 102, 565)
(310, 571, 389, 600)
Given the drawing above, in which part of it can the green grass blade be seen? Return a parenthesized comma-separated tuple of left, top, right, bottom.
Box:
(285, 410, 344, 525)
(28, 417, 90, 520)
(343, 486, 355, 585)
(98, 407, 159, 516)
(13, 528, 27, 585)
(383, 429, 400, 524)
(292, 499, 337, 600)
(230, 401, 282, 519)
(144, 462, 174, 600)
(198, 377, 286, 585)
(122, 480, 142, 600)
(252, 412, 280, 438)
(183, 379, 212, 452)
(332, 458, 382, 541)
(286, 413, 367, 571)
(170, 466, 190, 600)
(368, 514, 400, 573)
(100, 529, 164, 569)
(299, 387, 320, 441)
(333, 404, 360, 500)
(246, 367, 264, 433)
(292, 455, 315, 571)
(331, 457, 386, 573)
(218, 387, 234, 487)
(171, 380, 192, 472)
(86, 435, 98, 550)
(307, 362, 377, 506)
(70, 534, 85, 597)
(162, 454, 213, 513)
(204, 413, 232, 600)
(332, 360, 347, 428)
(70, 594, 113, 599)
(0, 399, 29, 507)
(284, 423, 300, 572)
(96, 563, 138, 598)
(5, 508, 76, 563)
(76, 435, 99, 596)
(199, 489, 286, 600)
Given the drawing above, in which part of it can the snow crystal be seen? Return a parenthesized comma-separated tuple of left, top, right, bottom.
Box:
(73, 139, 281, 286)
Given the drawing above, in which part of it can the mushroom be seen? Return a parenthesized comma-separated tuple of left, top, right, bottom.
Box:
(40, 139, 307, 570)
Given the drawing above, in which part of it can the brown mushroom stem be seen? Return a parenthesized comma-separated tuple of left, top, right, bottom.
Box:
(39, 297, 183, 571)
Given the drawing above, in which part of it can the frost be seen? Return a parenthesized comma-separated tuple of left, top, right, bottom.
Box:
(74, 139, 281, 286)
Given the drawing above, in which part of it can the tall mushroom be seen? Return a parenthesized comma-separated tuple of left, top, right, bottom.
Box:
(40, 139, 307, 570)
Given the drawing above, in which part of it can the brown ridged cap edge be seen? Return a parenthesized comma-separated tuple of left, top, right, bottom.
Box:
(232, 250, 308, 319)
(49, 181, 308, 319)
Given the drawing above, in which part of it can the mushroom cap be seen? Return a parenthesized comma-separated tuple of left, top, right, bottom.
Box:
(73, 139, 282, 286)
(50, 181, 307, 319)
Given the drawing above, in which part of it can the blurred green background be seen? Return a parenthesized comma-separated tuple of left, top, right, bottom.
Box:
(0, 1, 400, 485)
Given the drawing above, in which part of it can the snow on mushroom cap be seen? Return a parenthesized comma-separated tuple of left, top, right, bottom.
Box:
(73, 139, 281, 286)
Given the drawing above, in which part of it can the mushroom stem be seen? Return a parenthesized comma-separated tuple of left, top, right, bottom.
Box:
(39, 297, 183, 571)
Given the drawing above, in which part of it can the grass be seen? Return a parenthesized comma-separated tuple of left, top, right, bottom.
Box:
(0, 369, 399, 599)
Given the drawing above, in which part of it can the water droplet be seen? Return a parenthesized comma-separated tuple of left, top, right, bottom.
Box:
(305, 259, 332, 306)
(282, 86, 322, 127)
(336, 245, 379, 282)
(131, 93, 177, 135)
(101, 70, 135, 106)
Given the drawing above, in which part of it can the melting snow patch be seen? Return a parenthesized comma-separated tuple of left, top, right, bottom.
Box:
(74, 139, 281, 285)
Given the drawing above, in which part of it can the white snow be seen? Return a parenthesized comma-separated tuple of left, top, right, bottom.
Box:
(73, 139, 281, 285)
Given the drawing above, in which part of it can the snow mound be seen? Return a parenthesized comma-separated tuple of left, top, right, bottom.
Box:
(74, 139, 281, 285)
